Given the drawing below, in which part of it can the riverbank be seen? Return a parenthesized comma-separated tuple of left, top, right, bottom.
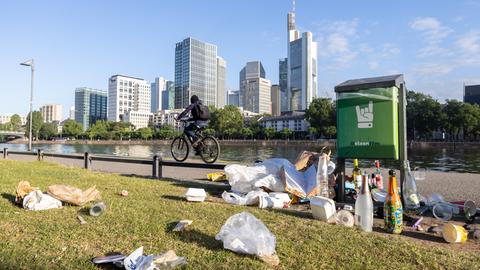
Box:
(1, 160, 479, 269)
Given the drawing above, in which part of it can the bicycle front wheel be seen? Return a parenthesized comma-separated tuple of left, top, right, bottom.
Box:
(171, 136, 189, 162)
(199, 136, 220, 163)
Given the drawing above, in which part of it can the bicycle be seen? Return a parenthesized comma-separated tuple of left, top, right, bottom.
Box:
(170, 119, 220, 163)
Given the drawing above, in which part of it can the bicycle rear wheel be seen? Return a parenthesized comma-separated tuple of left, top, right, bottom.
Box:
(171, 136, 189, 162)
(198, 136, 220, 163)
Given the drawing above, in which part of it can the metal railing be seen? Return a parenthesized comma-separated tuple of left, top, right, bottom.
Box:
(1, 148, 226, 179)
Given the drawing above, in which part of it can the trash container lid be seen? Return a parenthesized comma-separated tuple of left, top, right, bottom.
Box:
(335, 74, 404, 93)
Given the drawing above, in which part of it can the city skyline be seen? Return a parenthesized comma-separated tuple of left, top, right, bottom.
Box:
(2, 0, 480, 116)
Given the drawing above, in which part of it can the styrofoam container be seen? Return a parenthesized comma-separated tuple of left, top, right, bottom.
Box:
(185, 188, 207, 202)
(310, 196, 336, 222)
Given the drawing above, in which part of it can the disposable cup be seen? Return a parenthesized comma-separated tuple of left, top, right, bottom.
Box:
(442, 223, 468, 243)
(432, 203, 453, 221)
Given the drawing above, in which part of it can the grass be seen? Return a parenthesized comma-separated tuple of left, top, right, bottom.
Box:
(0, 160, 479, 270)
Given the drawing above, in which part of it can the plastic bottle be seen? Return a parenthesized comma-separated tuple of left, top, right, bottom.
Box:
(384, 170, 403, 234)
(374, 160, 383, 190)
(355, 174, 373, 232)
(403, 161, 420, 210)
(352, 159, 362, 189)
(370, 173, 377, 190)
(316, 153, 329, 198)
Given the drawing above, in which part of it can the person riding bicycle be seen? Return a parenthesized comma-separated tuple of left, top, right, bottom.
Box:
(176, 95, 210, 153)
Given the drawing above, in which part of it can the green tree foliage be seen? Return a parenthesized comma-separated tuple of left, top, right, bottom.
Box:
(264, 127, 276, 140)
(137, 127, 153, 140)
(461, 103, 480, 139)
(245, 115, 264, 138)
(209, 105, 243, 139)
(86, 120, 110, 140)
(110, 121, 133, 140)
(305, 98, 336, 138)
(406, 91, 444, 139)
(441, 99, 464, 140)
(25, 111, 43, 140)
(39, 123, 57, 140)
(281, 128, 293, 139)
(62, 119, 83, 138)
(156, 125, 177, 139)
(10, 114, 22, 131)
(241, 127, 253, 139)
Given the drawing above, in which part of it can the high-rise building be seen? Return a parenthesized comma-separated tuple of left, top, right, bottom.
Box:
(271, 84, 281, 116)
(123, 111, 152, 129)
(175, 37, 218, 108)
(239, 61, 266, 107)
(108, 75, 151, 123)
(69, 106, 75, 120)
(228, 90, 240, 106)
(216, 57, 227, 108)
(279, 58, 288, 112)
(151, 77, 167, 113)
(161, 81, 175, 110)
(464, 84, 480, 105)
(74, 87, 107, 131)
(286, 12, 318, 111)
(40, 104, 63, 123)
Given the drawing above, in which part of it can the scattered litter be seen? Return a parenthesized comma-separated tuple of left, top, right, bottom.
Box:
(281, 165, 317, 198)
(89, 202, 106, 217)
(221, 190, 267, 206)
(412, 217, 423, 229)
(443, 223, 468, 244)
(15, 181, 38, 204)
(23, 190, 62, 211)
(120, 190, 129, 197)
(185, 188, 206, 202)
(343, 205, 354, 212)
(316, 152, 335, 198)
(427, 225, 443, 235)
(216, 212, 279, 266)
(258, 192, 291, 209)
(371, 188, 386, 203)
(77, 215, 87, 225)
(92, 253, 125, 265)
(124, 246, 186, 270)
(335, 210, 355, 227)
(207, 172, 227, 182)
(464, 200, 477, 220)
(432, 203, 453, 221)
(294, 151, 319, 171)
(173, 220, 193, 232)
(310, 196, 336, 222)
(47, 184, 101, 206)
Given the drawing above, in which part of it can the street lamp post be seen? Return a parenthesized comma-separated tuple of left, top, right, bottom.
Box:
(20, 59, 34, 152)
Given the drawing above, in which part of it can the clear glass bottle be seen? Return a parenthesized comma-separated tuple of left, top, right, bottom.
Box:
(355, 173, 373, 232)
(374, 160, 383, 190)
(316, 153, 329, 198)
(404, 161, 420, 210)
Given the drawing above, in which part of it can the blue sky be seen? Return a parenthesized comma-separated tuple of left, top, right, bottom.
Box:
(2, 0, 480, 117)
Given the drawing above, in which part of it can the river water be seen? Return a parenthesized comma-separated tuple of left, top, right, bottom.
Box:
(1, 142, 480, 173)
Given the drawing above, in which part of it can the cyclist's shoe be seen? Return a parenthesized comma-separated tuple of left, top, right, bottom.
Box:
(194, 150, 201, 156)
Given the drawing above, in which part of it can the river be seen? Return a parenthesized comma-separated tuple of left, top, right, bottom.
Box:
(1, 142, 480, 174)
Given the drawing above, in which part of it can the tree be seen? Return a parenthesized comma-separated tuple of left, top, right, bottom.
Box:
(110, 121, 133, 140)
(406, 91, 444, 139)
(86, 120, 109, 140)
(264, 127, 276, 140)
(209, 105, 243, 139)
(138, 127, 153, 140)
(62, 119, 83, 138)
(241, 127, 253, 139)
(39, 123, 57, 140)
(305, 98, 336, 138)
(461, 103, 480, 140)
(442, 99, 464, 140)
(245, 115, 264, 139)
(26, 111, 43, 140)
(156, 125, 176, 139)
(281, 128, 292, 140)
(10, 114, 22, 131)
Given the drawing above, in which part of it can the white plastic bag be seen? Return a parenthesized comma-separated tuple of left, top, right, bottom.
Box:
(221, 190, 268, 206)
(23, 190, 62, 211)
(215, 212, 276, 256)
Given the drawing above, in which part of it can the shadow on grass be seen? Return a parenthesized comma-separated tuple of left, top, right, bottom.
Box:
(177, 229, 223, 251)
(1, 193, 16, 204)
(268, 208, 313, 219)
(161, 195, 186, 202)
(372, 226, 446, 243)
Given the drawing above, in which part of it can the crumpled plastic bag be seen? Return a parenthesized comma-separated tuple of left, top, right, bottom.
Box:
(294, 151, 320, 171)
(281, 165, 317, 198)
(124, 246, 186, 270)
(221, 190, 268, 206)
(15, 181, 38, 204)
(215, 212, 279, 266)
(224, 158, 292, 193)
(47, 185, 101, 206)
(23, 190, 62, 211)
(207, 172, 227, 181)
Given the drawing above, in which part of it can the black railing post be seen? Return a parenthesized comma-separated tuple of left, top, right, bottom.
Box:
(158, 155, 163, 179)
(37, 149, 44, 161)
(84, 152, 91, 170)
(3, 148, 7, 159)
(152, 155, 159, 178)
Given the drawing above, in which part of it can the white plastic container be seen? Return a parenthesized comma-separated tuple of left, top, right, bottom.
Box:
(185, 188, 207, 202)
(258, 192, 291, 209)
(310, 196, 336, 222)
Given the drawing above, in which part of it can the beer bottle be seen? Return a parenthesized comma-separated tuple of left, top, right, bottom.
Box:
(384, 170, 403, 234)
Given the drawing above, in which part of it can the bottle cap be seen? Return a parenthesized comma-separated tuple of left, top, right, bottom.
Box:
(389, 169, 396, 176)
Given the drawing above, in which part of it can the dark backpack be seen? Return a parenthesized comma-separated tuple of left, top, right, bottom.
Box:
(193, 103, 210, 120)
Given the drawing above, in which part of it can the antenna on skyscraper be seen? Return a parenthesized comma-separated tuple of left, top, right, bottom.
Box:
(292, 0, 296, 13)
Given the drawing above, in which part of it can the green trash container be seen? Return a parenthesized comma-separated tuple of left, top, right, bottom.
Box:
(335, 75, 403, 159)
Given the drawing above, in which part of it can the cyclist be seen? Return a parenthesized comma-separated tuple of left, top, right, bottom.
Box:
(176, 95, 210, 153)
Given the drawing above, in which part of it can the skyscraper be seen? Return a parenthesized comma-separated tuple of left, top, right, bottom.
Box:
(464, 84, 480, 105)
(175, 37, 218, 108)
(286, 12, 318, 111)
(69, 106, 75, 120)
(271, 84, 281, 116)
(240, 61, 271, 114)
(279, 58, 288, 112)
(239, 61, 266, 107)
(216, 57, 227, 108)
(74, 87, 107, 131)
(39, 104, 63, 123)
(228, 90, 240, 106)
(108, 75, 151, 123)
(162, 81, 175, 110)
(151, 77, 167, 113)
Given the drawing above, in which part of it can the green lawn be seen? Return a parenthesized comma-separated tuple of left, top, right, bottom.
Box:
(0, 160, 479, 270)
